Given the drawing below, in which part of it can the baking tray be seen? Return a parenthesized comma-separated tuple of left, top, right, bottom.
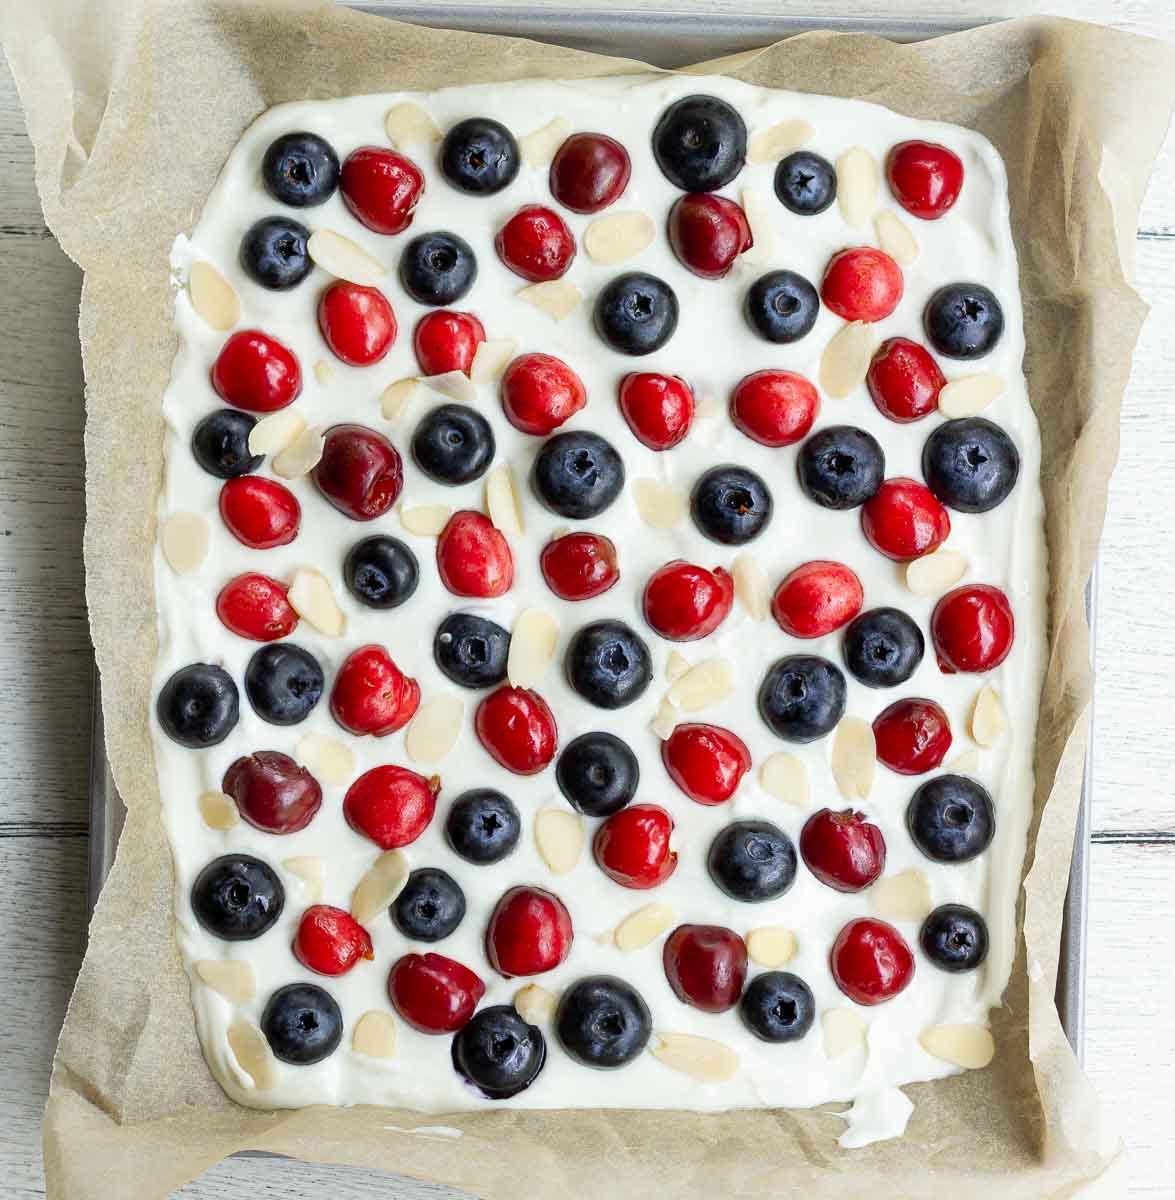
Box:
(85, 5, 1089, 1062)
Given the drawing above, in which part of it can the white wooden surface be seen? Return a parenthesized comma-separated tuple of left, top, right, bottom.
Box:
(0, 1, 1172, 1195)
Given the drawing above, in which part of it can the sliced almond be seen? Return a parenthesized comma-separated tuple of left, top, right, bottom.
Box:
(508, 608, 559, 689)
(248, 408, 306, 456)
(759, 752, 809, 808)
(351, 849, 410, 924)
(514, 983, 557, 1025)
(385, 101, 441, 147)
(653, 1033, 738, 1083)
(823, 1008, 867, 1058)
(520, 116, 571, 167)
(188, 261, 240, 331)
(870, 869, 932, 922)
(313, 359, 335, 386)
(970, 685, 1007, 748)
(938, 373, 1007, 418)
(535, 808, 583, 875)
(836, 147, 878, 227)
(470, 337, 518, 383)
(421, 370, 477, 403)
(405, 693, 464, 765)
(196, 959, 256, 1004)
(584, 211, 655, 265)
(308, 228, 385, 285)
(633, 478, 686, 529)
(667, 657, 735, 712)
(485, 463, 524, 535)
(830, 717, 876, 802)
(517, 279, 583, 321)
(288, 567, 345, 636)
(905, 548, 968, 596)
(732, 553, 769, 621)
(650, 697, 678, 740)
(295, 732, 355, 787)
(283, 855, 324, 903)
(746, 926, 797, 968)
(381, 377, 420, 421)
(747, 118, 814, 164)
(198, 790, 239, 831)
(401, 503, 452, 537)
(272, 425, 325, 479)
(919, 1023, 995, 1070)
(161, 512, 209, 575)
(227, 1018, 276, 1089)
(947, 747, 981, 775)
(694, 393, 722, 419)
(739, 189, 778, 266)
(353, 1010, 397, 1059)
(873, 209, 919, 265)
(614, 903, 676, 951)
(820, 320, 875, 399)
(665, 650, 691, 683)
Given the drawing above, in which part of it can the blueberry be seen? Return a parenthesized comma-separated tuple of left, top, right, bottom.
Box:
(691, 465, 773, 545)
(708, 820, 797, 902)
(440, 117, 520, 195)
(261, 131, 340, 207)
(191, 409, 261, 479)
(239, 216, 313, 290)
(758, 655, 846, 743)
(244, 643, 323, 726)
(565, 620, 652, 710)
(399, 231, 477, 306)
(343, 535, 419, 610)
(532, 431, 625, 520)
(842, 607, 925, 689)
(773, 150, 837, 215)
(920, 903, 989, 972)
(652, 94, 746, 192)
(739, 971, 815, 1042)
(191, 853, 284, 940)
(391, 868, 466, 942)
(452, 1005, 546, 1099)
(797, 425, 885, 510)
(922, 417, 1020, 513)
(445, 789, 521, 865)
(907, 774, 995, 863)
(434, 612, 510, 689)
(411, 404, 495, 486)
(157, 663, 239, 748)
(594, 272, 679, 356)
(556, 731, 639, 817)
(555, 975, 652, 1069)
(745, 270, 820, 344)
(924, 283, 1005, 359)
(261, 982, 342, 1065)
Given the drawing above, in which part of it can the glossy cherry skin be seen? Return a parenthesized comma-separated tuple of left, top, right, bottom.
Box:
(500, 352, 586, 436)
(866, 337, 946, 422)
(771, 560, 864, 639)
(540, 532, 619, 601)
(475, 686, 557, 775)
(642, 560, 733, 642)
(215, 573, 298, 641)
(668, 193, 752, 279)
(436, 510, 514, 598)
(730, 369, 819, 448)
(820, 247, 904, 323)
(931, 584, 1015, 673)
(413, 309, 486, 377)
(317, 282, 397, 366)
(330, 644, 420, 737)
(799, 808, 886, 892)
(211, 330, 301, 412)
(663, 924, 748, 1013)
(617, 372, 694, 450)
(219, 476, 301, 549)
(861, 477, 951, 561)
(549, 132, 631, 213)
(662, 723, 750, 806)
(485, 885, 574, 977)
(293, 905, 374, 976)
(593, 803, 677, 889)
(873, 697, 952, 775)
(886, 140, 964, 220)
(495, 205, 576, 281)
(343, 764, 438, 849)
(388, 952, 485, 1034)
(312, 423, 403, 521)
(830, 918, 915, 1005)
(339, 145, 425, 234)
(222, 750, 322, 834)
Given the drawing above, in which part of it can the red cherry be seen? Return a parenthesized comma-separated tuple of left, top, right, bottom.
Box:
(475, 687, 557, 775)
(343, 764, 438, 849)
(317, 282, 396, 366)
(866, 337, 946, 422)
(436, 510, 514, 598)
(215, 573, 298, 641)
(485, 885, 574, 978)
(642, 560, 733, 642)
(830, 917, 915, 1005)
(495, 204, 576, 282)
(820, 247, 904, 323)
(311, 423, 403, 521)
(861, 477, 950, 561)
(549, 132, 631, 213)
(730, 369, 820, 448)
(873, 697, 952, 775)
(886, 140, 964, 220)
(617, 372, 694, 450)
(662, 723, 750, 806)
(388, 952, 485, 1034)
(413, 310, 486, 377)
(593, 803, 677, 889)
(293, 905, 374, 976)
(771, 560, 864, 639)
(662, 924, 748, 1013)
(330, 644, 421, 737)
(500, 352, 586, 436)
(222, 751, 322, 834)
(211, 330, 301, 413)
(339, 145, 425, 235)
(540, 532, 619, 601)
(800, 808, 886, 892)
(931, 584, 1015, 674)
(668, 193, 752, 279)
(219, 476, 301, 549)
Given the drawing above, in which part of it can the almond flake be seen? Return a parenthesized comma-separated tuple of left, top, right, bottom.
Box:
(831, 717, 876, 801)
(353, 1010, 397, 1059)
(519, 115, 571, 167)
(665, 650, 691, 683)
(873, 209, 919, 265)
(421, 370, 477, 403)
(633, 478, 686, 529)
(405, 693, 464, 764)
(614, 903, 676, 951)
(161, 512, 209, 575)
(470, 337, 519, 383)
(198, 790, 239, 831)
(905, 548, 968, 596)
(947, 748, 981, 775)
(517, 279, 583, 321)
(272, 425, 325, 479)
(196, 958, 255, 1003)
(227, 1018, 276, 1089)
(308, 228, 385, 285)
(746, 926, 797, 968)
(385, 101, 441, 147)
(351, 849, 410, 924)
(381, 377, 420, 421)
(283, 855, 324, 903)
(869, 869, 932, 922)
(667, 657, 735, 712)
(970, 685, 1006, 748)
(188, 261, 240, 331)
(653, 1033, 739, 1083)
(820, 321, 875, 399)
(295, 731, 355, 787)
(584, 211, 655, 264)
(514, 983, 558, 1025)
(314, 359, 335, 386)
(919, 1023, 995, 1070)
(650, 697, 678, 740)
(836, 146, 878, 227)
(248, 408, 306, 456)
(759, 752, 809, 807)
(508, 608, 559, 688)
(747, 118, 814, 165)
(695, 394, 722, 419)
(739, 189, 778, 266)
(485, 463, 524, 535)
(823, 1008, 867, 1058)
(732, 553, 769, 621)
(288, 567, 345, 636)
(534, 807, 583, 875)
(401, 504, 452, 537)
(938, 373, 1007, 418)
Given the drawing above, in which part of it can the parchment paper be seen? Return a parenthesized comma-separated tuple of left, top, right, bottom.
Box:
(3, 1, 1172, 1196)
